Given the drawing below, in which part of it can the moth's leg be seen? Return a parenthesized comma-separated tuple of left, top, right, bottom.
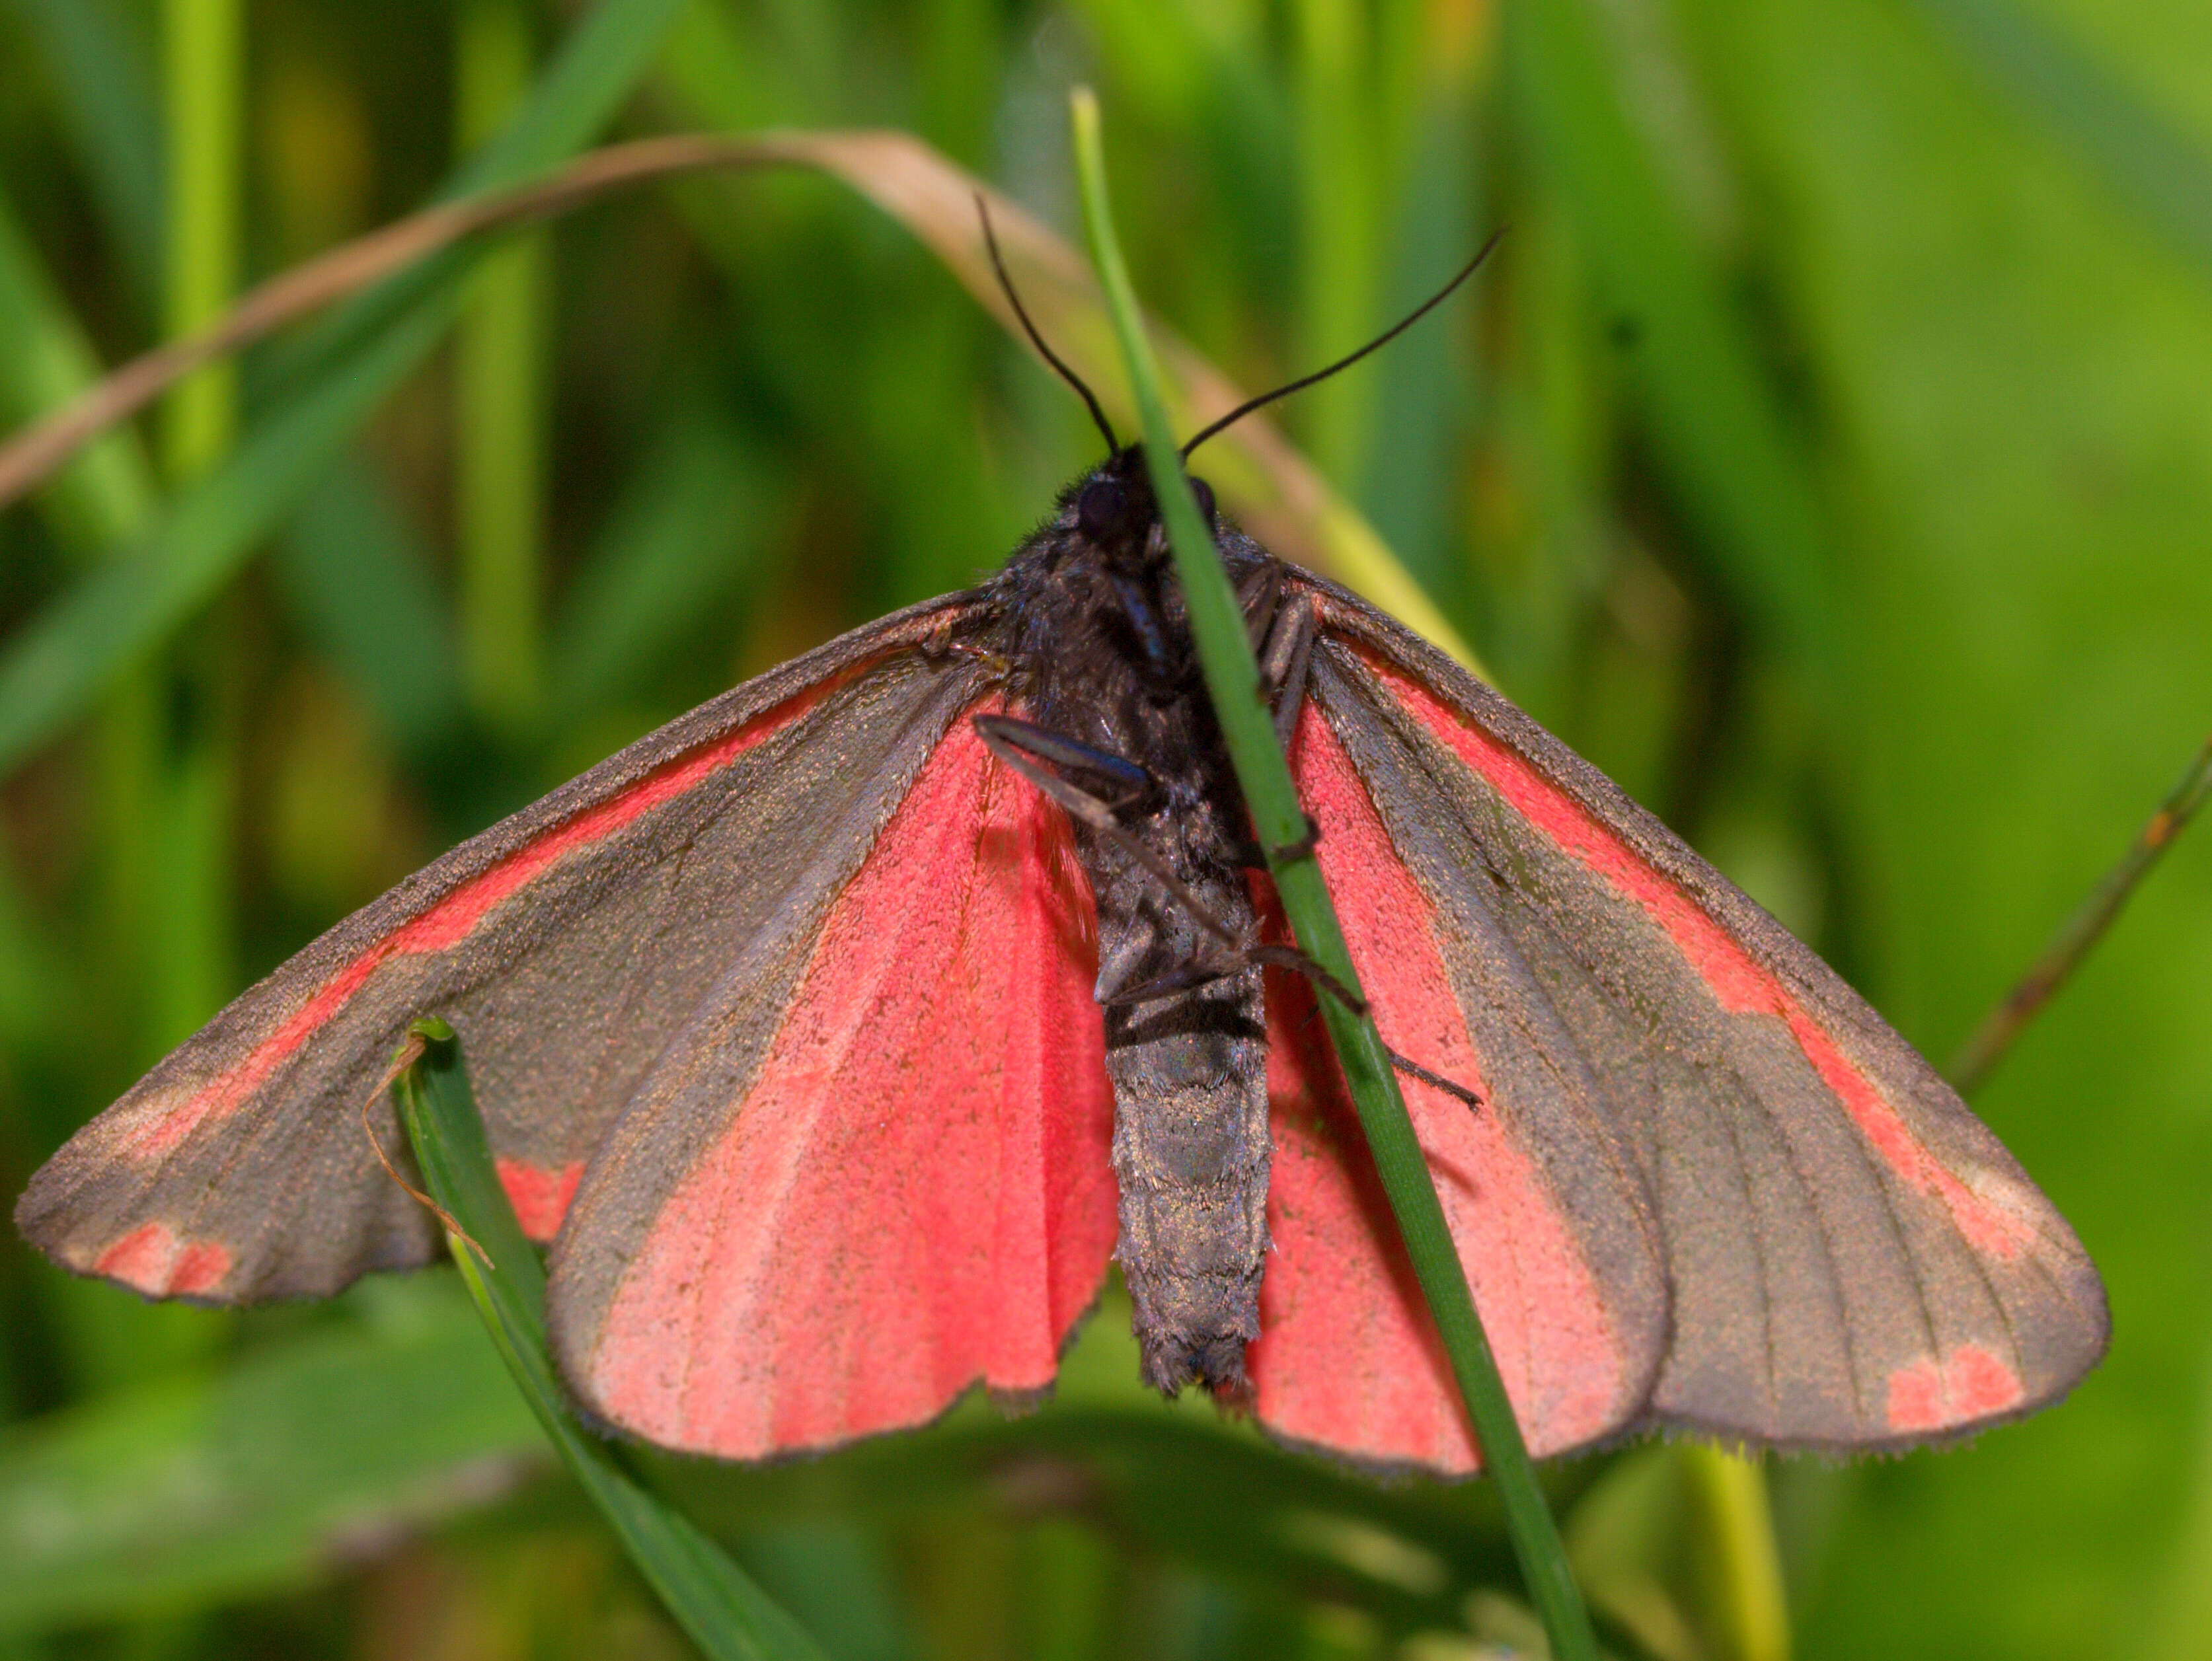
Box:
(1110, 946, 1484, 1111)
(1254, 586, 1318, 751)
(917, 612, 1011, 675)
(1227, 814, 1321, 873)
(971, 714, 1151, 814)
(1106, 573, 1176, 682)
(973, 715, 1249, 955)
(1385, 1049, 1486, 1111)
(978, 716, 1482, 1112)
(977, 710, 1477, 1107)
(1237, 559, 1283, 649)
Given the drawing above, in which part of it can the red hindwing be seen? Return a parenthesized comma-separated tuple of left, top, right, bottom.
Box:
(549, 708, 1116, 1458)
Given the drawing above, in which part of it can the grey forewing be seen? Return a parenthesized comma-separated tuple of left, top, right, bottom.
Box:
(450, 656, 987, 1172)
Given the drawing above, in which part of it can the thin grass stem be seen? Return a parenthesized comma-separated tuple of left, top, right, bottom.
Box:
(161, 0, 241, 479)
(1950, 730, 2212, 1093)
(1069, 86, 1599, 1661)
(152, 0, 243, 1051)
(1682, 1445, 1790, 1661)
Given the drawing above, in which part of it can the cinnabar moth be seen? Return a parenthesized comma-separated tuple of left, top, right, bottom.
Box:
(15, 239, 2105, 1475)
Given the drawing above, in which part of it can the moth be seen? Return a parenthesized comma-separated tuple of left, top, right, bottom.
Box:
(16, 231, 2106, 1475)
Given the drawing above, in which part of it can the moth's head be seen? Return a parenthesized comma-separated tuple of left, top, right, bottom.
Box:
(976, 197, 1495, 572)
(1069, 447, 1217, 562)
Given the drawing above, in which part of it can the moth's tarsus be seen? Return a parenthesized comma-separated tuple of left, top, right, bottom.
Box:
(920, 616, 1009, 676)
(1266, 813, 1323, 864)
(1242, 944, 1361, 1015)
(1387, 1047, 1486, 1115)
(358, 1035, 490, 1268)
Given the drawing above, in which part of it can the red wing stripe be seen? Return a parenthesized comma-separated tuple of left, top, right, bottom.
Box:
(120, 677, 844, 1160)
(1361, 649, 2037, 1261)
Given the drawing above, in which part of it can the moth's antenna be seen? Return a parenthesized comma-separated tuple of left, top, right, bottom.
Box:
(977, 194, 1120, 455)
(1179, 225, 1507, 461)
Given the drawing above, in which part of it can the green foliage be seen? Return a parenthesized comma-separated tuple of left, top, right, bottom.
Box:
(0, 0, 2206, 1656)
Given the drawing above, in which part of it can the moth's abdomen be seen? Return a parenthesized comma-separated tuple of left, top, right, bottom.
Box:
(1101, 957, 1272, 1396)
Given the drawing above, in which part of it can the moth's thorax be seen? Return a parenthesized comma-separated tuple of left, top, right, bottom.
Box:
(992, 462, 1267, 879)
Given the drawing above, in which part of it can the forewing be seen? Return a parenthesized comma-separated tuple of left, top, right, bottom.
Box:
(547, 708, 1117, 1460)
(18, 597, 993, 1302)
(1290, 575, 2108, 1452)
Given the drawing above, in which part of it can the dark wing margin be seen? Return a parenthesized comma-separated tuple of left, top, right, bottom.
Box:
(1293, 573, 2108, 1452)
(17, 595, 997, 1304)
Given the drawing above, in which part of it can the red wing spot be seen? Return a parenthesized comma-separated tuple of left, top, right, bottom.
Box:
(1884, 1343, 2026, 1433)
(499, 1159, 585, 1241)
(119, 675, 847, 1161)
(1246, 706, 1636, 1473)
(1352, 644, 2034, 1263)
(93, 1222, 233, 1296)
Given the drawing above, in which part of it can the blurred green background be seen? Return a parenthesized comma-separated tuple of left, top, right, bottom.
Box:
(0, 0, 2207, 1656)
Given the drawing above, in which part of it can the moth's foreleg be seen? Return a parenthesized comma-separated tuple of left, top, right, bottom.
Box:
(972, 714, 1152, 817)
(1236, 560, 1283, 646)
(1106, 572, 1177, 683)
(1107, 940, 1486, 1114)
(1254, 587, 1317, 749)
(975, 714, 1248, 955)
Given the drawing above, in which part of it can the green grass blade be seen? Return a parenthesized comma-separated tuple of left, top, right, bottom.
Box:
(455, 0, 549, 735)
(159, 0, 243, 482)
(395, 1025, 830, 1661)
(551, 400, 764, 721)
(0, 1280, 539, 1636)
(149, 0, 247, 1068)
(272, 455, 466, 756)
(1681, 1445, 1790, 1661)
(0, 184, 158, 552)
(1068, 89, 1599, 1661)
(0, 0, 691, 780)
(3, 0, 163, 297)
(1291, 0, 1381, 488)
(1911, 0, 2212, 280)
(0, 297, 451, 778)
(1506, 0, 1840, 690)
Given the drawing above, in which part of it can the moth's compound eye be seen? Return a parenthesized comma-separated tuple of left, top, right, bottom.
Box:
(1077, 476, 1129, 539)
(1190, 476, 1217, 528)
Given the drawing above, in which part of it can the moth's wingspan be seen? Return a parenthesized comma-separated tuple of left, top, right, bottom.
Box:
(547, 709, 1116, 1461)
(1295, 578, 2108, 1452)
(17, 597, 994, 1303)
